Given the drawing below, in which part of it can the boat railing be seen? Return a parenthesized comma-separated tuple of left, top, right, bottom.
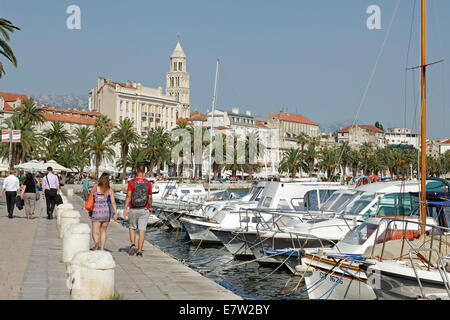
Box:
(408, 247, 450, 299)
(369, 218, 450, 264)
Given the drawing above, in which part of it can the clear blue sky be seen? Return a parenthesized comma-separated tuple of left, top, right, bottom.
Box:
(1, 0, 449, 138)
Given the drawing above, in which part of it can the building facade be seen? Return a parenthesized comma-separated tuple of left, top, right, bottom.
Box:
(337, 125, 386, 149)
(89, 42, 191, 135)
(385, 127, 419, 149)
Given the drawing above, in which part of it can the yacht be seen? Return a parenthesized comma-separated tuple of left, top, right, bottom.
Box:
(182, 181, 348, 257)
(243, 180, 432, 265)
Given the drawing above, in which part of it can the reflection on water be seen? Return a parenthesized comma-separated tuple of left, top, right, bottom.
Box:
(145, 228, 308, 300)
(144, 188, 308, 300)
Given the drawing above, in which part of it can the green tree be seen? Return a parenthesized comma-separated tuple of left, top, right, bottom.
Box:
(0, 18, 20, 78)
(89, 129, 115, 179)
(111, 118, 140, 183)
(16, 97, 45, 125)
(43, 121, 72, 145)
(279, 148, 305, 179)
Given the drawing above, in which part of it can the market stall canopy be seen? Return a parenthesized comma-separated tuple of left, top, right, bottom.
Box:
(15, 160, 47, 172)
(43, 160, 72, 172)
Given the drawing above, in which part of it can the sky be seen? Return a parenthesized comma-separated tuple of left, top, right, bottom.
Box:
(0, 0, 449, 139)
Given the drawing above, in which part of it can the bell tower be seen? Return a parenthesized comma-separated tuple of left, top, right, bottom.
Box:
(166, 40, 190, 117)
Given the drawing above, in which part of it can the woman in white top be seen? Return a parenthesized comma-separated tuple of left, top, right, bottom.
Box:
(0, 170, 20, 219)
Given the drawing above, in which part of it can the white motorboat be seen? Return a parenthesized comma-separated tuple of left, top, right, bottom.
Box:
(243, 180, 436, 265)
(181, 181, 348, 257)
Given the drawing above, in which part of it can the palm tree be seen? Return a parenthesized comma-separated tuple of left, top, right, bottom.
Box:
(337, 142, 351, 176)
(303, 143, 318, 177)
(279, 148, 304, 179)
(16, 97, 45, 125)
(89, 129, 115, 179)
(319, 146, 338, 181)
(349, 149, 361, 179)
(0, 18, 20, 78)
(43, 121, 72, 145)
(117, 146, 146, 176)
(94, 115, 113, 135)
(245, 131, 263, 180)
(296, 132, 309, 151)
(359, 142, 373, 176)
(0, 115, 39, 168)
(111, 118, 139, 183)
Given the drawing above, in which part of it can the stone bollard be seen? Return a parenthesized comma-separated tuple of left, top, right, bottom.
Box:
(56, 204, 75, 230)
(62, 223, 91, 264)
(69, 251, 116, 300)
(59, 210, 80, 239)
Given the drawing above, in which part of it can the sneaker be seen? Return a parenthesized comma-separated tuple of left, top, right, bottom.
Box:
(128, 244, 136, 256)
(136, 251, 143, 257)
(90, 242, 99, 251)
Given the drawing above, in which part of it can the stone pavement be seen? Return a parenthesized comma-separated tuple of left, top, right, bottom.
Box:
(0, 191, 241, 300)
(69, 194, 241, 300)
(0, 196, 68, 300)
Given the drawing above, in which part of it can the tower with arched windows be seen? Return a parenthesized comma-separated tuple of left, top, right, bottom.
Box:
(166, 41, 190, 117)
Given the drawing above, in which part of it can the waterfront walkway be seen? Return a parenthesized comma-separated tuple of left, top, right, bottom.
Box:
(0, 193, 241, 300)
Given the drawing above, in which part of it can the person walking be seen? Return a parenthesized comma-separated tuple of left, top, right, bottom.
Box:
(0, 170, 20, 219)
(42, 167, 60, 220)
(123, 164, 152, 257)
(90, 174, 117, 251)
(20, 172, 37, 220)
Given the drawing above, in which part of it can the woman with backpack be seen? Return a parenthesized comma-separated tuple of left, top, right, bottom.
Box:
(90, 174, 118, 251)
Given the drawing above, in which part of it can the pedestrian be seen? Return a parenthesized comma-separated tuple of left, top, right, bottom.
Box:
(82, 175, 90, 207)
(20, 172, 37, 220)
(123, 164, 152, 257)
(42, 167, 60, 219)
(0, 169, 20, 219)
(90, 173, 117, 251)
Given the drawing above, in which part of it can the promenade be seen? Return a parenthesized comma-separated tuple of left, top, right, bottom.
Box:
(0, 192, 241, 300)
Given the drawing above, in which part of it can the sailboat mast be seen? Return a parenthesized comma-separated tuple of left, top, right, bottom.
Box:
(420, 0, 427, 233)
(208, 58, 220, 198)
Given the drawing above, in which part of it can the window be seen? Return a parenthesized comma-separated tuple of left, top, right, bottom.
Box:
(342, 192, 377, 215)
(179, 62, 182, 71)
(174, 62, 177, 71)
(277, 199, 291, 210)
(370, 193, 419, 218)
(180, 190, 190, 194)
(260, 197, 272, 208)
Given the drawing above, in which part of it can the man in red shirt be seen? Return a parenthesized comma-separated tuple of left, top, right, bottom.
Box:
(123, 164, 152, 257)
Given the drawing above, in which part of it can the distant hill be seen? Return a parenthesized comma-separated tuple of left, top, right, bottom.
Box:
(317, 119, 353, 134)
(28, 93, 89, 109)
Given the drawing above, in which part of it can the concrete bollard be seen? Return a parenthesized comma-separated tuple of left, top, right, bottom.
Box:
(56, 204, 75, 230)
(69, 251, 116, 300)
(59, 210, 81, 239)
(62, 223, 91, 264)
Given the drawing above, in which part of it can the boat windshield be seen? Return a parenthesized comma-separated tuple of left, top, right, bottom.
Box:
(341, 192, 377, 215)
(340, 222, 379, 246)
(362, 192, 420, 219)
(320, 191, 357, 212)
(250, 187, 264, 202)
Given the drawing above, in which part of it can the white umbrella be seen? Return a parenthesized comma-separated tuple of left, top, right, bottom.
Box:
(15, 160, 47, 172)
(43, 160, 71, 172)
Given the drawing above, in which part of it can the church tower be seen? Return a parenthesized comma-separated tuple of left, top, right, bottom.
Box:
(166, 41, 190, 118)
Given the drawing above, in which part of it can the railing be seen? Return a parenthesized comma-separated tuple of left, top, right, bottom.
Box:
(369, 218, 450, 263)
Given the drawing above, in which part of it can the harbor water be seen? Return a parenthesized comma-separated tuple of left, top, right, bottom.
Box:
(78, 191, 309, 300)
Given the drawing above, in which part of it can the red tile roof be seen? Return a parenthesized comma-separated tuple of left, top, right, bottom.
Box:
(441, 139, 450, 144)
(190, 110, 207, 121)
(268, 111, 318, 126)
(39, 106, 100, 125)
(0, 92, 28, 112)
(0, 91, 28, 103)
(255, 119, 269, 129)
(337, 125, 384, 134)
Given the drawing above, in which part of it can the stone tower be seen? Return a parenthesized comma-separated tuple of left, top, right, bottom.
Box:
(166, 41, 190, 116)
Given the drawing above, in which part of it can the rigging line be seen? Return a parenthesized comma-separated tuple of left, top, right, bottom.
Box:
(404, 0, 417, 130)
(431, 0, 448, 139)
(335, 0, 401, 168)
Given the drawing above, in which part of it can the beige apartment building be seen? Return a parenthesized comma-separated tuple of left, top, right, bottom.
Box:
(337, 124, 386, 149)
(89, 42, 191, 135)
